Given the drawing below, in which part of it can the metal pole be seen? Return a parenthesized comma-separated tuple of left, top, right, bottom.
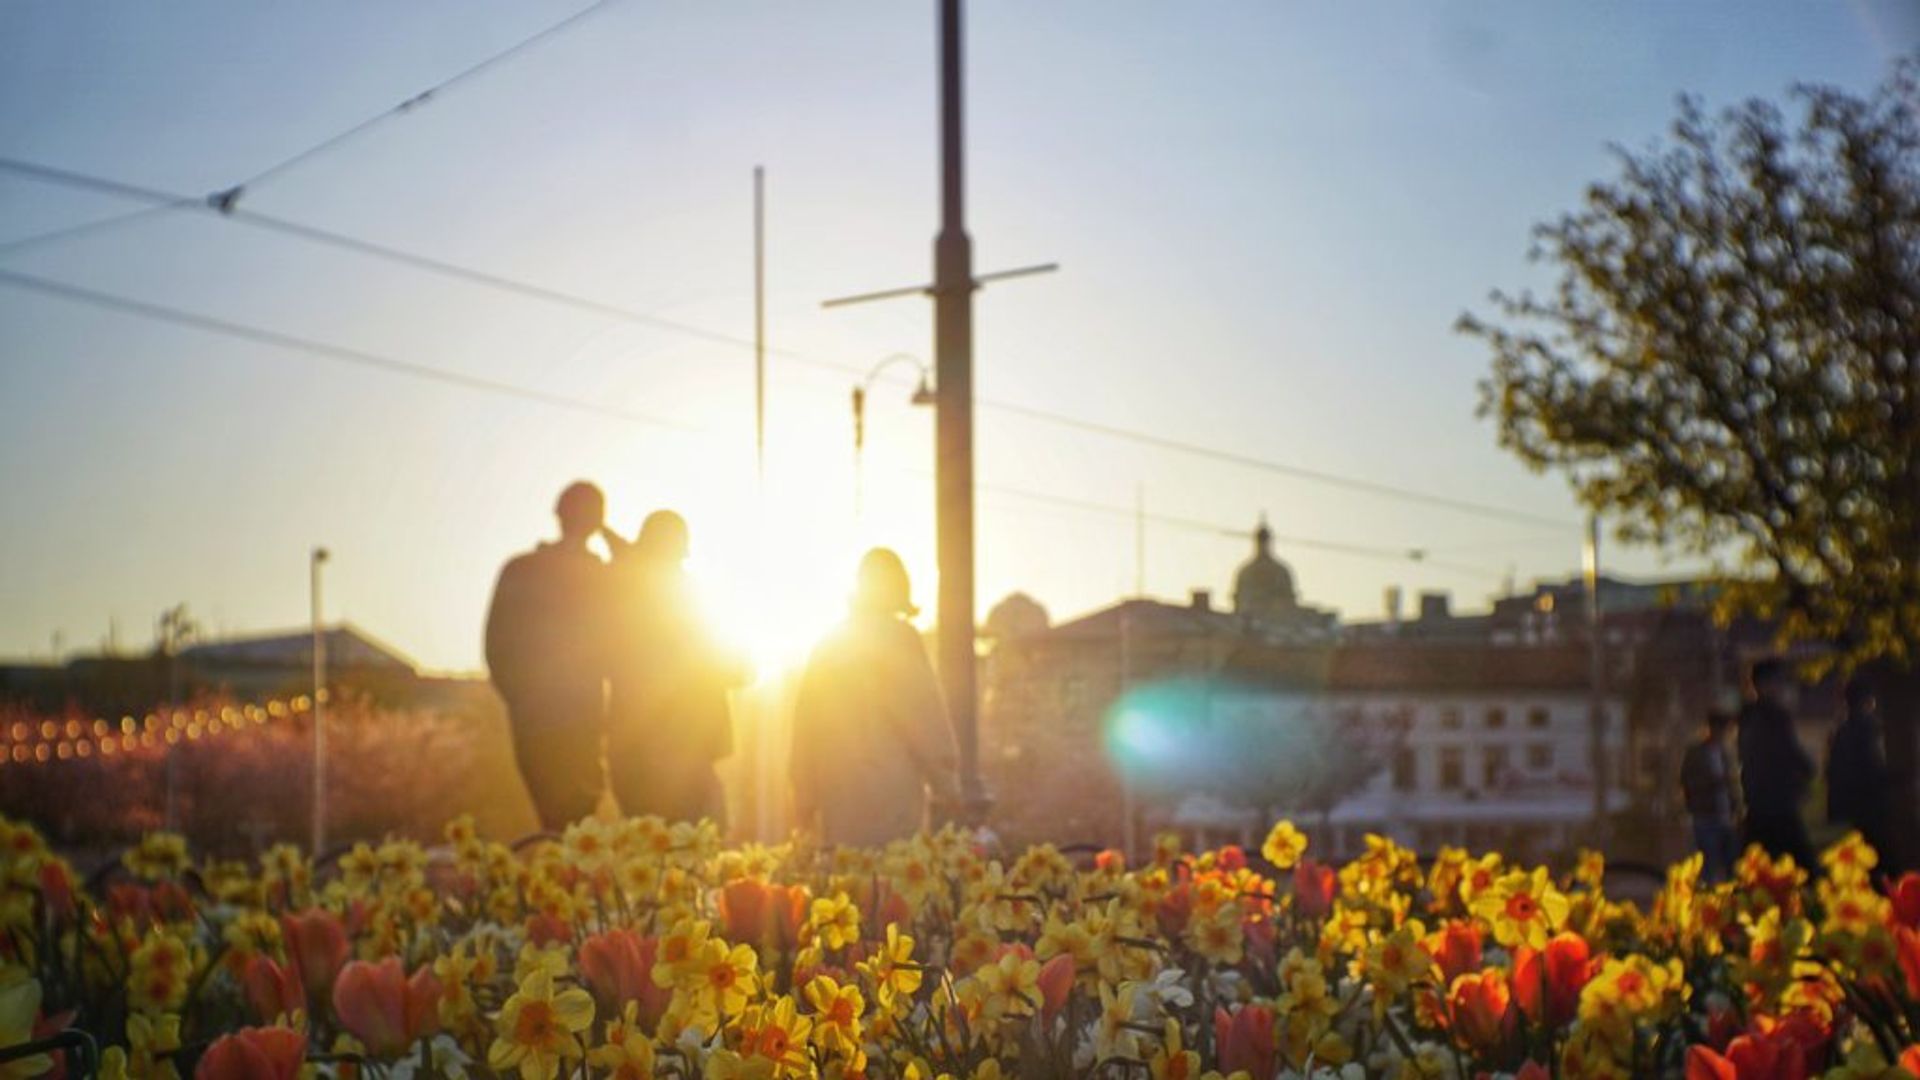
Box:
(311, 547, 329, 857)
(1584, 516, 1607, 842)
(934, 0, 983, 821)
(754, 166, 766, 482)
(852, 386, 867, 522)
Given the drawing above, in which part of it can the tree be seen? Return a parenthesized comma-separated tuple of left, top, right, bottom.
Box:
(1460, 61, 1920, 858)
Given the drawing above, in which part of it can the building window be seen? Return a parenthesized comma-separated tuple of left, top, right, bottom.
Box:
(1526, 743, 1554, 772)
(1440, 707, 1463, 730)
(1485, 707, 1507, 729)
(1527, 707, 1551, 729)
(1439, 747, 1464, 791)
(1392, 747, 1417, 792)
(1483, 746, 1510, 788)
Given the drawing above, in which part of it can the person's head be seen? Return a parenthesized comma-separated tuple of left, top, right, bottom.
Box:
(852, 548, 916, 618)
(1704, 710, 1734, 741)
(1747, 657, 1792, 705)
(1845, 676, 1878, 717)
(634, 510, 690, 565)
(554, 481, 606, 543)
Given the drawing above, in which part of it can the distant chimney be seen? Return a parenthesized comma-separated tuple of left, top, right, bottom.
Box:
(1384, 585, 1403, 626)
(1190, 589, 1212, 612)
(1419, 591, 1451, 621)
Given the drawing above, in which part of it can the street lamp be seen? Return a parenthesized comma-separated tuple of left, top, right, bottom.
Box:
(310, 546, 329, 858)
(852, 353, 936, 520)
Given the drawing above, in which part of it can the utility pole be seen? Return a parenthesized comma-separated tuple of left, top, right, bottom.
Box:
(311, 547, 330, 858)
(1583, 516, 1608, 843)
(821, 0, 1055, 823)
(1134, 484, 1146, 597)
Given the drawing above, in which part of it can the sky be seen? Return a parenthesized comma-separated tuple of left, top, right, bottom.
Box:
(0, 1, 1911, 674)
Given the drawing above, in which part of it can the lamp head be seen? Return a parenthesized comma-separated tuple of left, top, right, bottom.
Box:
(910, 375, 936, 406)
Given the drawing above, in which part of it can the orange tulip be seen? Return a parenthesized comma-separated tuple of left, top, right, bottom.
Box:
(1686, 1044, 1738, 1080)
(240, 954, 305, 1024)
(280, 909, 348, 1007)
(1036, 954, 1074, 1022)
(331, 957, 439, 1058)
(1424, 921, 1483, 986)
(1446, 969, 1513, 1054)
(1901, 1046, 1920, 1074)
(1513, 931, 1595, 1028)
(1213, 1003, 1275, 1079)
(195, 1026, 305, 1080)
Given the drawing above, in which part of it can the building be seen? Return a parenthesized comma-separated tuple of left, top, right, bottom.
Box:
(981, 532, 1802, 863)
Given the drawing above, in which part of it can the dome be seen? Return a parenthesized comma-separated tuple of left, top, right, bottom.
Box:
(984, 592, 1050, 644)
(1232, 517, 1299, 620)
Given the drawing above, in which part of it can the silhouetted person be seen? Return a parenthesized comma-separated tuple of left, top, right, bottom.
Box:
(1681, 711, 1740, 883)
(1828, 677, 1891, 866)
(601, 510, 748, 826)
(791, 549, 957, 847)
(484, 482, 611, 830)
(1738, 658, 1816, 870)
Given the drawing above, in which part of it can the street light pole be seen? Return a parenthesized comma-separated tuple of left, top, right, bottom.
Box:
(1583, 516, 1608, 844)
(311, 546, 329, 858)
(820, 0, 1055, 825)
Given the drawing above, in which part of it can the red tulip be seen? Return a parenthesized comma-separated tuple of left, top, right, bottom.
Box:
(1293, 859, 1336, 918)
(241, 954, 305, 1024)
(331, 957, 439, 1058)
(196, 1026, 305, 1080)
(1513, 932, 1595, 1028)
(1446, 969, 1513, 1054)
(1899, 926, 1920, 999)
(1901, 1046, 1920, 1074)
(1036, 954, 1074, 1022)
(525, 912, 572, 947)
(579, 929, 670, 1029)
(37, 861, 76, 922)
(1156, 882, 1194, 937)
(1214, 1003, 1276, 1079)
(1216, 845, 1248, 872)
(1891, 873, 1920, 929)
(280, 909, 348, 1007)
(1514, 1061, 1551, 1080)
(1686, 1044, 1738, 1080)
(1424, 921, 1483, 986)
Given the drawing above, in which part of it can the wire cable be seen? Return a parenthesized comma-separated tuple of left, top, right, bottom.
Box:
(0, 155, 1573, 532)
(2, 263, 1516, 579)
(0, 268, 694, 432)
(0, 0, 620, 251)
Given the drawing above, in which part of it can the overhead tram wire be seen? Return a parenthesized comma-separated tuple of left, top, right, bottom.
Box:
(0, 0, 621, 252)
(0, 264, 1514, 579)
(968, 479, 1509, 580)
(0, 156, 1573, 534)
(0, 268, 694, 433)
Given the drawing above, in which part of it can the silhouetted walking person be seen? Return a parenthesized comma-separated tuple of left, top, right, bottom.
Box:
(1680, 710, 1739, 883)
(485, 482, 611, 830)
(1828, 677, 1891, 867)
(1738, 658, 1816, 870)
(602, 510, 748, 826)
(791, 549, 957, 847)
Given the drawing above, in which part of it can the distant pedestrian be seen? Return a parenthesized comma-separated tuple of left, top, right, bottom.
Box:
(1827, 676, 1891, 868)
(1737, 658, 1817, 870)
(601, 510, 749, 826)
(1680, 710, 1739, 883)
(484, 481, 612, 831)
(790, 549, 957, 848)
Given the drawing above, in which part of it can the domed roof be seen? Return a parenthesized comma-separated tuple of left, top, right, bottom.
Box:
(1233, 517, 1298, 619)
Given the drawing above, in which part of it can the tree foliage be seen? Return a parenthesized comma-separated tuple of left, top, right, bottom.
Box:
(1460, 63, 1920, 667)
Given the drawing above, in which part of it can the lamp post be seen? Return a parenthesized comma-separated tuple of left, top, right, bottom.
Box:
(852, 353, 936, 520)
(310, 546, 329, 858)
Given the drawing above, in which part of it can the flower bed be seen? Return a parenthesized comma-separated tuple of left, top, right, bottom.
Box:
(1, 812, 1915, 1079)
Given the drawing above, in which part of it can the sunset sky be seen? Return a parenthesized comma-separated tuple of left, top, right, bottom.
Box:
(0, 1, 1909, 673)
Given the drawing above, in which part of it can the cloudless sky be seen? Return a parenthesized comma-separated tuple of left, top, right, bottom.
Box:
(0, 1, 1910, 672)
